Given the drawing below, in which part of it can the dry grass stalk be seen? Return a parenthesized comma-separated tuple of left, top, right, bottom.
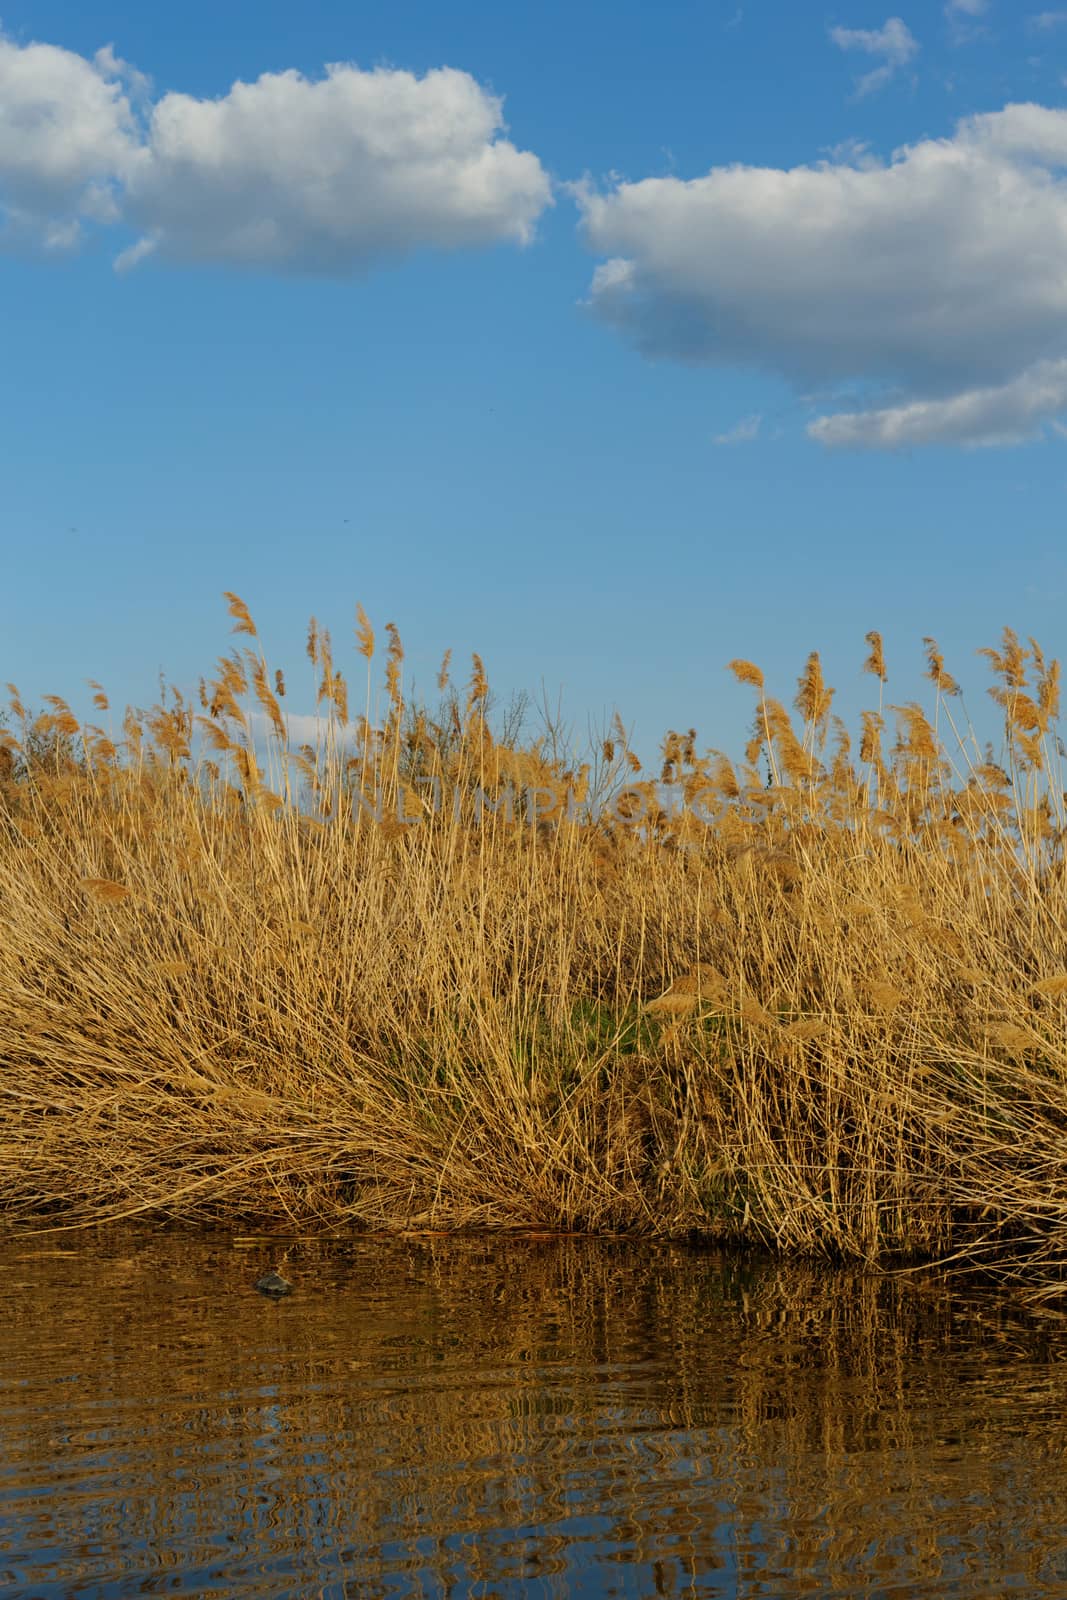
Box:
(1, 600, 1066, 1299)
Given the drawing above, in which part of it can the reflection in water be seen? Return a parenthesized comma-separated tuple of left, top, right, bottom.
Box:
(1, 1233, 1065, 1597)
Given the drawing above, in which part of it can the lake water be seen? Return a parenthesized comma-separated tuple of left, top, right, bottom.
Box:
(1, 1232, 1065, 1598)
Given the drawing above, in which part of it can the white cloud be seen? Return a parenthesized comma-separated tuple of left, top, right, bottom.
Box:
(122, 63, 550, 273)
(830, 17, 919, 97)
(809, 360, 1067, 448)
(946, 1, 989, 15)
(112, 234, 156, 273)
(713, 413, 762, 445)
(0, 34, 551, 271)
(250, 709, 361, 746)
(0, 34, 139, 248)
(829, 18, 918, 62)
(578, 104, 1067, 448)
(965, 100, 1067, 159)
(1030, 9, 1067, 28)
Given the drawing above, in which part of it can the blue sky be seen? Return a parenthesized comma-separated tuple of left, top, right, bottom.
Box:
(4, 0, 1067, 762)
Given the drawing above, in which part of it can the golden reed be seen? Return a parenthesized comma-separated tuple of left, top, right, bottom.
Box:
(1, 598, 1065, 1300)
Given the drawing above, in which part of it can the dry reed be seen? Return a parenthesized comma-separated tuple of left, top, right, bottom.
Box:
(2, 600, 1067, 1299)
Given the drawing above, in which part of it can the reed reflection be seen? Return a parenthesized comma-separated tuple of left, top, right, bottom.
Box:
(2, 1235, 1065, 1597)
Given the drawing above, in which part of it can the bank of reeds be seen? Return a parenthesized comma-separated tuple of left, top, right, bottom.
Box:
(2, 598, 1066, 1297)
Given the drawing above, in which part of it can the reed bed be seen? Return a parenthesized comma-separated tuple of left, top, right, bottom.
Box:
(2, 597, 1066, 1297)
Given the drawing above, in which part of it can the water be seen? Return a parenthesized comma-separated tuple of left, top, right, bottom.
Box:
(1, 1232, 1065, 1598)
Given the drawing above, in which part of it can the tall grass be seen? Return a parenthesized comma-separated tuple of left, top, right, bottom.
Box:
(2, 598, 1066, 1298)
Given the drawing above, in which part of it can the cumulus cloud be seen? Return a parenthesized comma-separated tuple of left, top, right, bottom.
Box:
(0, 32, 550, 271)
(829, 17, 919, 97)
(0, 34, 139, 248)
(1030, 9, 1067, 29)
(578, 103, 1067, 448)
(122, 63, 550, 273)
